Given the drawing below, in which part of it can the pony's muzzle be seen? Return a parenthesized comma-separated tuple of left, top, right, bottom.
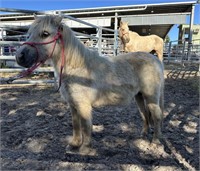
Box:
(16, 47, 37, 68)
(16, 51, 25, 64)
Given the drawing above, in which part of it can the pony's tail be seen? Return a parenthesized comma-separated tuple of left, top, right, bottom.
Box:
(160, 63, 165, 117)
(146, 82, 164, 128)
(159, 78, 164, 130)
(160, 85, 164, 115)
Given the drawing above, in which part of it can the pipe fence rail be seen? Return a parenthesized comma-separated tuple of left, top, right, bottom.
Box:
(164, 39, 200, 64)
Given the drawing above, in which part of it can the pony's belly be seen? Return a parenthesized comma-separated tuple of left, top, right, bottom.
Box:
(92, 89, 133, 107)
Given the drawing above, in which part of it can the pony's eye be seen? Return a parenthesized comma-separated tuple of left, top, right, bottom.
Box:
(26, 34, 30, 40)
(41, 31, 50, 38)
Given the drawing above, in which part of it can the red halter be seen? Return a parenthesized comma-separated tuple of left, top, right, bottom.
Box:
(8, 31, 65, 90)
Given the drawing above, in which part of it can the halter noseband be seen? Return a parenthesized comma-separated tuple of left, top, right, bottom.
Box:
(22, 31, 62, 63)
(120, 31, 130, 44)
(122, 31, 129, 36)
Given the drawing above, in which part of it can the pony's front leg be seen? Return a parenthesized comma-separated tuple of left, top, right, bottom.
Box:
(68, 106, 82, 148)
(78, 103, 93, 153)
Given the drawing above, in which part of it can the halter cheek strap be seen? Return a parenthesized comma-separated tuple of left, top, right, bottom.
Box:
(57, 32, 65, 91)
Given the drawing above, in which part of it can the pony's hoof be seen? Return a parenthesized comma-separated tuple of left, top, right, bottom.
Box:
(66, 136, 82, 148)
(141, 131, 150, 140)
(152, 133, 163, 145)
(141, 132, 148, 138)
(152, 137, 162, 146)
(65, 144, 79, 154)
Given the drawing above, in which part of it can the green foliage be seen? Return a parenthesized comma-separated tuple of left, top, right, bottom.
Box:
(165, 35, 170, 43)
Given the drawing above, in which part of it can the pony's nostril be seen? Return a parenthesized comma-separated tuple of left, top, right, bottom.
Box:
(16, 52, 26, 65)
(17, 52, 25, 62)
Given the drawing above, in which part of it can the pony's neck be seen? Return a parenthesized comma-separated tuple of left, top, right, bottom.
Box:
(130, 31, 139, 36)
(52, 25, 97, 71)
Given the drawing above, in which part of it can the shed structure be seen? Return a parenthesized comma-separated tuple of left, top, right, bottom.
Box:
(0, 1, 197, 42)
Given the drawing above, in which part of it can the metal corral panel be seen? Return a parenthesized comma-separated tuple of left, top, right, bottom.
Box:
(121, 14, 187, 25)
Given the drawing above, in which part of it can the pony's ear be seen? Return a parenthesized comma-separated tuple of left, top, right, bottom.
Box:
(55, 15, 63, 25)
(33, 13, 38, 20)
(120, 21, 123, 26)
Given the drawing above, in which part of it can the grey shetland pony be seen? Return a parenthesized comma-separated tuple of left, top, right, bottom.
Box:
(16, 15, 164, 153)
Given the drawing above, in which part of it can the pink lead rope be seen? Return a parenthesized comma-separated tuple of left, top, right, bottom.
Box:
(6, 31, 65, 90)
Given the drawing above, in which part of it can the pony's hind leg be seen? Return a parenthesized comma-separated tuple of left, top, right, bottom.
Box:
(156, 49, 163, 62)
(68, 106, 82, 148)
(135, 93, 151, 137)
(147, 102, 163, 143)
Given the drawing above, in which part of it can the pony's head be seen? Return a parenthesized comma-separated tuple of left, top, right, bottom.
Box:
(119, 21, 130, 43)
(16, 15, 63, 68)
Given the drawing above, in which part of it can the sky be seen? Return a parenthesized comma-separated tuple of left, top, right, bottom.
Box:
(0, 0, 200, 41)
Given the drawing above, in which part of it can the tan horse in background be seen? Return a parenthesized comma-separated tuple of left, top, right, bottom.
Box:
(16, 15, 164, 154)
(119, 21, 164, 61)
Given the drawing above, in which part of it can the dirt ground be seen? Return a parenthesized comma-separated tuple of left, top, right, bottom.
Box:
(0, 64, 199, 171)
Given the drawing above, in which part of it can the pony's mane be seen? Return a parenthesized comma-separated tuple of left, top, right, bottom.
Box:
(61, 23, 100, 68)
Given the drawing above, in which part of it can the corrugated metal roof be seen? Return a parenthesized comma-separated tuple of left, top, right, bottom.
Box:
(121, 13, 187, 25)
(0, 1, 196, 19)
(0, 1, 197, 39)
